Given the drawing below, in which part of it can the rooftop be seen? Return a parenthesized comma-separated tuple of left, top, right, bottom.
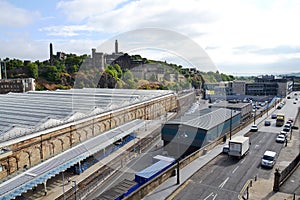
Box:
(0, 88, 174, 142)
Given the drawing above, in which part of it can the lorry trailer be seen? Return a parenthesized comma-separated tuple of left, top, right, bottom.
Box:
(228, 136, 250, 159)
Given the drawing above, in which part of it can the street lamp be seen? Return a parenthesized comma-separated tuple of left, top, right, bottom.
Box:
(254, 102, 257, 125)
(230, 109, 233, 140)
(62, 172, 65, 200)
(176, 129, 188, 185)
(72, 181, 77, 200)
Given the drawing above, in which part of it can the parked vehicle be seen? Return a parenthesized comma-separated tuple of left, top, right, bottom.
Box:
(250, 125, 258, 132)
(228, 136, 250, 159)
(276, 134, 285, 143)
(261, 151, 276, 168)
(280, 130, 288, 137)
(283, 123, 291, 132)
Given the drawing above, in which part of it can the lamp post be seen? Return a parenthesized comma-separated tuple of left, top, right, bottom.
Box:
(254, 102, 257, 125)
(230, 109, 233, 140)
(72, 181, 77, 200)
(62, 172, 65, 200)
(176, 132, 180, 185)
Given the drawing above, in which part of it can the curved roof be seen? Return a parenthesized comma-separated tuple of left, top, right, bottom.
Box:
(0, 88, 174, 142)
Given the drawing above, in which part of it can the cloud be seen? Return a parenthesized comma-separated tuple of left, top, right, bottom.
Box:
(0, 1, 39, 27)
(56, 0, 128, 22)
(39, 25, 96, 37)
(0, 39, 102, 61)
(233, 45, 300, 55)
(46, 0, 218, 38)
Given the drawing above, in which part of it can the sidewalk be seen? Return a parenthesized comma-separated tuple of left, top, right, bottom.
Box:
(144, 102, 299, 200)
(248, 116, 300, 200)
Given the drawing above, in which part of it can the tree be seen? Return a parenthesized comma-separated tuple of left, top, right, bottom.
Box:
(113, 64, 122, 78)
(46, 66, 60, 82)
(123, 70, 136, 88)
(27, 62, 38, 78)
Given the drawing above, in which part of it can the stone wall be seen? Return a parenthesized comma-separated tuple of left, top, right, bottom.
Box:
(0, 93, 178, 180)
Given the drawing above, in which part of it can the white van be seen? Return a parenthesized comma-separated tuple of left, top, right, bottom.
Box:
(261, 150, 276, 168)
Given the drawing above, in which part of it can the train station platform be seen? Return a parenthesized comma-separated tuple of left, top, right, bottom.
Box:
(0, 119, 146, 199)
(9, 113, 175, 200)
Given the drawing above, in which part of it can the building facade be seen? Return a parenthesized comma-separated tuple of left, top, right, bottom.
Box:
(82, 40, 124, 71)
(0, 78, 35, 94)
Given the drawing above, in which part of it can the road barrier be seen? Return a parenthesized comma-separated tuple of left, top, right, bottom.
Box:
(238, 178, 254, 200)
(273, 107, 300, 191)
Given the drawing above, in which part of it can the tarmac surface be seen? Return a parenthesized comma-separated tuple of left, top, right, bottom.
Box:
(144, 102, 300, 200)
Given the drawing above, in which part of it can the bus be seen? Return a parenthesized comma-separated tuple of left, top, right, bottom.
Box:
(276, 114, 285, 127)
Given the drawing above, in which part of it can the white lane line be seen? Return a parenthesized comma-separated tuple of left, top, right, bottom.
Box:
(241, 159, 245, 164)
(212, 193, 218, 200)
(204, 192, 214, 200)
(232, 166, 239, 174)
(255, 144, 260, 149)
(218, 177, 229, 188)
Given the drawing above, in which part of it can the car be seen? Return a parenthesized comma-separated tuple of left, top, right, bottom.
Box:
(222, 145, 229, 154)
(264, 120, 271, 126)
(250, 125, 258, 132)
(276, 134, 285, 143)
(277, 105, 282, 109)
(261, 150, 277, 168)
(280, 130, 288, 137)
(283, 124, 291, 132)
(271, 113, 277, 119)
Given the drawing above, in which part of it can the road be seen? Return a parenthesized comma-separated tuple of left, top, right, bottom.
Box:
(173, 94, 299, 200)
(173, 130, 283, 200)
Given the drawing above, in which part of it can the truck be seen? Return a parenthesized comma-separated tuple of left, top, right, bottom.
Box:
(228, 136, 250, 159)
(276, 114, 285, 127)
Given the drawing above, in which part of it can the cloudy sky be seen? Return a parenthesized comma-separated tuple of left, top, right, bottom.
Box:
(1, 0, 300, 76)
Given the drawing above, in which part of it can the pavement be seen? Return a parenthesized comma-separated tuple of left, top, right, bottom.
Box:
(248, 115, 300, 200)
(144, 102, 300, 200)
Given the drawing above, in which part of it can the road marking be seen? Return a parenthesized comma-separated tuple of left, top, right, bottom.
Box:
(212, 193, 218, 200)
(241, 159, 245, 164)
(204, 192, 214, 200)
(211, 169, 214, 173)
(218, 177, 229, 188)
(232, 166, 239, 174)
(255, 144, 260, 149)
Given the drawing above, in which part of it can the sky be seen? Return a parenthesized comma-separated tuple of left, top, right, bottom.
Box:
(1, 0, 300, 76)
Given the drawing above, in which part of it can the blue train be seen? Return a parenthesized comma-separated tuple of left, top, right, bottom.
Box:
(99, 155, 176, 200)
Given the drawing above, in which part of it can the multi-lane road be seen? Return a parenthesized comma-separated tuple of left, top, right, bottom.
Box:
(173, 95, 299, 200)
